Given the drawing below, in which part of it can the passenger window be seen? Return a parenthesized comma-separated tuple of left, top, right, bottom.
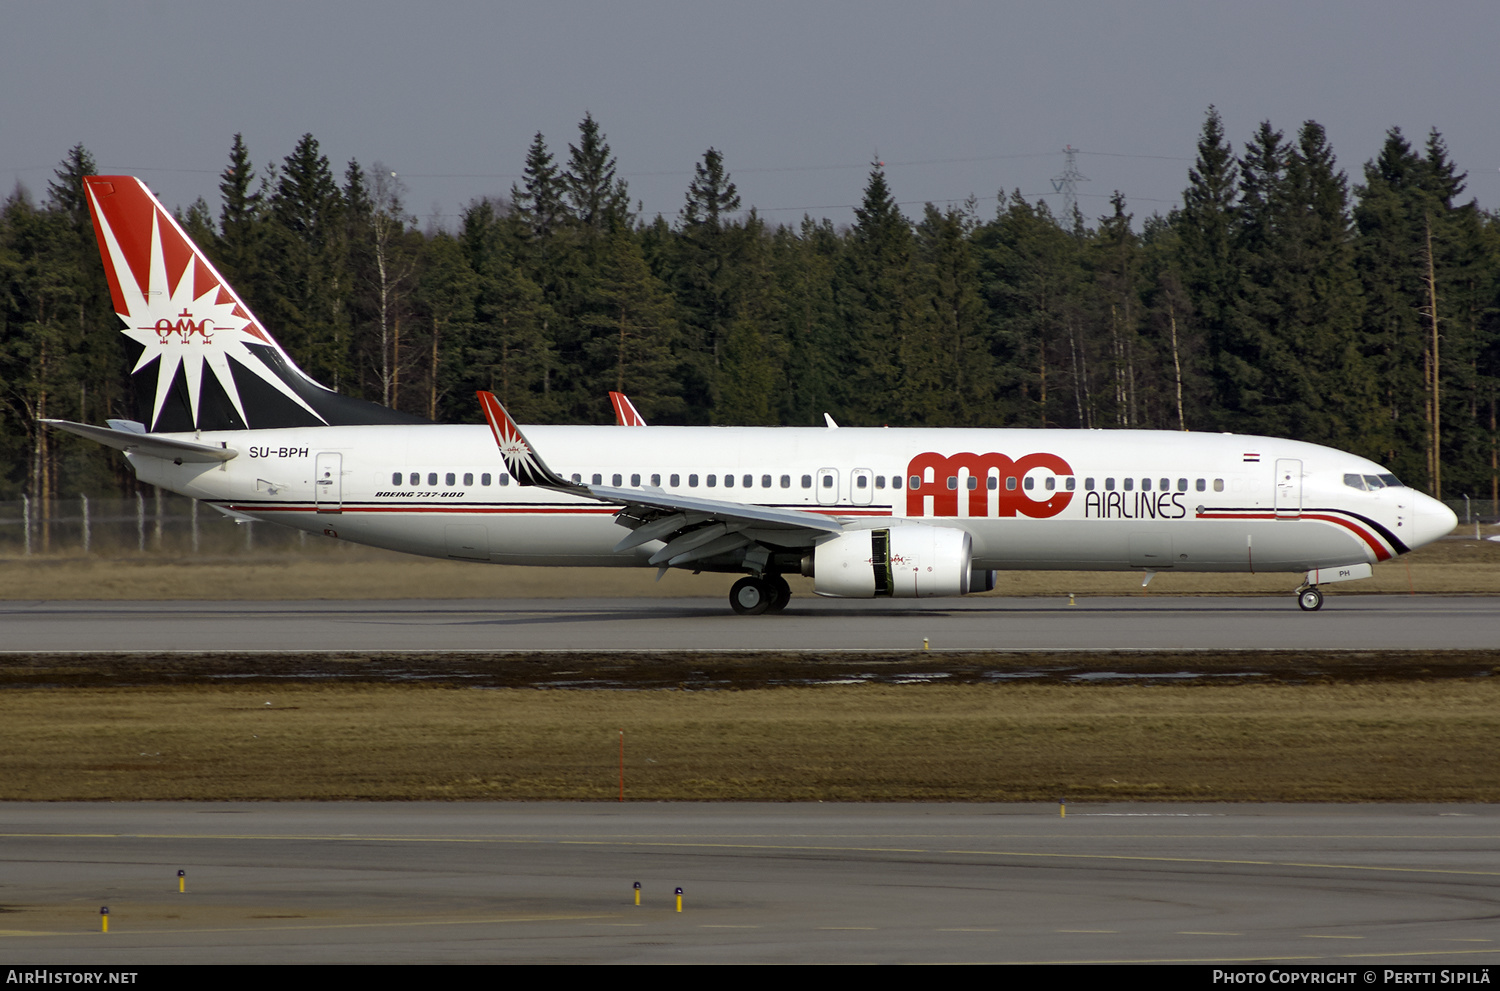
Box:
(1105, 478, 1115, 491)
(947, 476, 958, 490)
(689, 474, 699, 487)
(1085, 478, 1095, 491)
(1124, 478, 1134, 491)
(1196, 478, 1206, 492)
(762, 475, 772, 488)
(444, 472, 454, 486)
(1023, 477, 1034, 490)
(391, 472, 401, 485)
(1006, 477, 1017, 491)
(875, 476, 885, 489)
(1065, 477, 1076, 491)
(592, 473, 602, 485)
(571, 473, 581, 483)
(743, 474, 753, 488)
(707, 474, 717, 487)
(1044, 477, 1054, 491)
(723, 475, 733, 488)
(670, 474, 680, 486)
(650, 474, 660, 486)
(464, 472, 473, 486)
(987, 476, 998, 490)
(964, 476, 977, 490)
(1160, 478, 1169, 492)
(858, 475, 870, 489)
(428, 472, 438, 486)
(821, 475, 833, 488)
(1178, 478, 1187, 492)
(781, 475, 791, 488)
(410, 472, 420, 486)
(910, 476, 921, 490)
(802, 475, 813, 489)
(892, 476, 901, 489)
(482, 473, 492, 486)
(499, 473, 509, 486)
(1213, 479, 1224, 492)
(1142, 478, 1151, 492)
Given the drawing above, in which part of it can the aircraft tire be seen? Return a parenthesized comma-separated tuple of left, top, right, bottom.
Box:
(1297, 587, 1324, 611)
(765, 574, 792, 612)
(730, 576, 772, 615)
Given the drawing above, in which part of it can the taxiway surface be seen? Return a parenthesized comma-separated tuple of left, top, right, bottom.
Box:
(2, 802, 1497, 964)
(2, 595, 1496, 652)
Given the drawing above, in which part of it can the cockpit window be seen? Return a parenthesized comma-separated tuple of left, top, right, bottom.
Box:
(1344, 474, 1367, 491)
(1378, 473, 1403, 488)
(1363, 474, 1384, 490)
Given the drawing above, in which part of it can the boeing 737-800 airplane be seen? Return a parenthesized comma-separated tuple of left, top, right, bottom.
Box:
(44, 176, 1456, 614)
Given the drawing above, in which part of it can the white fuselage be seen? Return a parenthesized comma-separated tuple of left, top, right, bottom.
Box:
(125, 423, 1454, 575)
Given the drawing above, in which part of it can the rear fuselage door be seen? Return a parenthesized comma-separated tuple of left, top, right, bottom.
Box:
(315, 452, 343, 514)
(1275, 458, 1302, 518)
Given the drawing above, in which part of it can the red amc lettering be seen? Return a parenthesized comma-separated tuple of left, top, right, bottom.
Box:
(905, 451, 1075, 519)
(149, 308, 214, 343)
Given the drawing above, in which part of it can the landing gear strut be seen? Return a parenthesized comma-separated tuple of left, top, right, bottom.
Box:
(1297, 586, 1324, 611)
(730, 575, 792, 615)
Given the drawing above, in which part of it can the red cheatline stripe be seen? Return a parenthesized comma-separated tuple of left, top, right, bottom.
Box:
(1196, 510, 1390, 562)
(225, 504, 895, 519)
(1300, 513, 1392, 562)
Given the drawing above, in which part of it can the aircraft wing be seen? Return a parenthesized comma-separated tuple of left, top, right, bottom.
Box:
(42, 419, 238, 463)
(476, 391, 841, 568)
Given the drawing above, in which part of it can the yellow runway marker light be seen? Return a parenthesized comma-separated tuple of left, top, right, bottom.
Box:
(675, 887, 683, 913)
(99, 906, 108, 933)
(178, 869, 185, 893)
(633, 881, 641, 907)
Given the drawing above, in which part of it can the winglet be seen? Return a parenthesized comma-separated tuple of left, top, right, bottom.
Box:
(609, 391, 648, 426)
(476, 391, 582, 491)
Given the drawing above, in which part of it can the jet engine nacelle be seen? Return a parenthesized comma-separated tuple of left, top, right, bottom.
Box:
(804, 525, 974, 598)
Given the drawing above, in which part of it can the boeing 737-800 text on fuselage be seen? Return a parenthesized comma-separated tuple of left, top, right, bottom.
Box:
(44, 176, 1456, 614)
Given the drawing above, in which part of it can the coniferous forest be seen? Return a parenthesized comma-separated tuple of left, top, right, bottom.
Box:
(3, 108, 1498, 506)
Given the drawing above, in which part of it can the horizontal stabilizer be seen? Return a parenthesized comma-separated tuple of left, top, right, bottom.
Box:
(42, 419, 237, 463)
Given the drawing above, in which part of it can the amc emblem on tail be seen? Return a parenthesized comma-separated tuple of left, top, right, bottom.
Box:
(44, 176, 1456, 615)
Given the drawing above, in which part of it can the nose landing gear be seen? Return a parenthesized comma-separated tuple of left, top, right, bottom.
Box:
(1297, 586, 1324, 611)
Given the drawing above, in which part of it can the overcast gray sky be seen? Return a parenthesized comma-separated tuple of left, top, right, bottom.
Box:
(5, 1, 1497, 231)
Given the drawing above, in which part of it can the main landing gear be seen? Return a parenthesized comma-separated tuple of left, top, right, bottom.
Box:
(729, 574, 791, 615)
(1297, 586, 1324, 611)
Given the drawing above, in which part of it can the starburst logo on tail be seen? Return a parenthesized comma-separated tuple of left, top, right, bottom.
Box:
(87, 178, 325, 432)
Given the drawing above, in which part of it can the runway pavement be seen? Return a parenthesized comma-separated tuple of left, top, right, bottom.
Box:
(1, 594, 1496, 652)
(1, 802, 1498, 964)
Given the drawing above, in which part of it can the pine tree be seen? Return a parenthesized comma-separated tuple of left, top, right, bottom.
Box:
(675, 147, 745, 413)
(511, 132, 568, 242)
(266, 133, 349, 389)
(564, 113, 630, 237)
(577, 227, 680, 421)
(911, 200, 988, 425)
(1176, 107, 1242, 430)
(836, 163, 920, 422)
(217, 134, 265, 296)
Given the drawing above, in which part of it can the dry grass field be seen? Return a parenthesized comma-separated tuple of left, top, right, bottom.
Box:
(1, 679, 1496, 802)
(1, 527, 1497, 600)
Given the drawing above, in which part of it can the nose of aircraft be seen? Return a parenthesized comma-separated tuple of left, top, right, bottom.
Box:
(1410, 491, 1458, 549)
